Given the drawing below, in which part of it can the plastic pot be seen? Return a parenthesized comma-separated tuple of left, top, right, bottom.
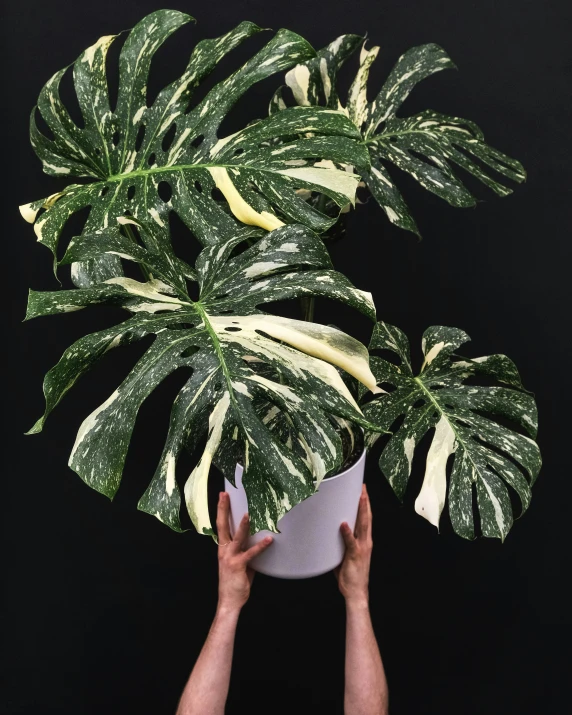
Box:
(224, 448, 366, 579)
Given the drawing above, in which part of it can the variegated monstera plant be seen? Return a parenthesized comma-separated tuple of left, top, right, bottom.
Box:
(21, 10, 541, 542)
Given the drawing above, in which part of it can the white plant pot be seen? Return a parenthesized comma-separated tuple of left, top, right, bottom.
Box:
(224, 448, 366, 579)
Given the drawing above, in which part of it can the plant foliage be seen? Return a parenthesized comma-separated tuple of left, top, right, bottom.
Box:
(21, 10, 370, 288)
(361, 323, 541, 540)
(26, 218, 382, 534)
(21, 11, 541, 542)
(273, 36, 526, 235)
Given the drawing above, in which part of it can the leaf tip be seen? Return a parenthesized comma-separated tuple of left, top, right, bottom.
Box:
(25, 418, 44, 436)
(19, 202, 39, 224)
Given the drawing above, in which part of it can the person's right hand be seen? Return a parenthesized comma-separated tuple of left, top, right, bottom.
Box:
(335, 484, 373, 606)
(216, 492, 273, 613)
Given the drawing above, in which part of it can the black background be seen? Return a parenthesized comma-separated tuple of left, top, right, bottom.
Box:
(3, 1, 571, 714)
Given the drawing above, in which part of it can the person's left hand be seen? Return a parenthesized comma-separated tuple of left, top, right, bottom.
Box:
(216, 492, 273, 612)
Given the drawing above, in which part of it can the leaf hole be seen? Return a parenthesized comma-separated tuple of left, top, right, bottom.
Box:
(388, 414, 405, 434)
(135, 124, 146, 151)
(355, 183, 371, 204)
(158, 181, 172, 202)
(194, 181, 203, 193)
(112, 131, 120, 147)
(33, 108, 55, 141)
(57, 63, 85, 129)
(181, 346, 199, 359)
(224, 326, 242, 332)
(144, 20, 195, 108)
(100, 186, 109, 198)
(185, 278, 200, 302)
(168, 211, 203, 270)
(147, 152, 156, 166)
(211, 187, 225, 202)
(104, 31, 127, 114)
(127, 185, 136, 201)
(191, 134, 204, 149)
(369, 348, 402, 366)
(55, 205, 92, 264)
(162, 123, 177, 152)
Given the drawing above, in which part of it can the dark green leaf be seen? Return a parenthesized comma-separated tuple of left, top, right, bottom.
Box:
(27, 220, 383, 535)
(362, 322, 541, 541)
(21, 11, 370, 287)
(277, 38, 525, 235)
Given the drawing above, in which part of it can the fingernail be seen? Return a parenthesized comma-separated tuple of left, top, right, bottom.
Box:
(242, 513, 249, 521)
(264, 536, 273, 544)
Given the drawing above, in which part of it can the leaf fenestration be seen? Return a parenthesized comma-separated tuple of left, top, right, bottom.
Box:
(21, 11, 371, 286)
(27, 219, 384, 535)
(362, 322, 541, 541)
(277, 38, 525, 236)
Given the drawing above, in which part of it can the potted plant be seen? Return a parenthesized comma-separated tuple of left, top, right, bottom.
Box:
(21, 10, 541, 578)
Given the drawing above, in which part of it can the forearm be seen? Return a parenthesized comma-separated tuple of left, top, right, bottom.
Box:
(344, 599, 388, 715)
(176, 604, 240, 715)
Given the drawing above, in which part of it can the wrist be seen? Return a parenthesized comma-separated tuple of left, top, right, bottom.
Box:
(344, 593, 369, 611)
(216, 600, 243, 619)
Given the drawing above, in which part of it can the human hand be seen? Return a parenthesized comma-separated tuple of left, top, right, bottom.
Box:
(216, 492, 273, 613)
(335, 484, 373, 607)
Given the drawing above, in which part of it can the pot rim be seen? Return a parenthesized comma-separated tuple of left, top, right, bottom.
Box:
(318, 445, 366, 484)
(234, 447, 366, 484)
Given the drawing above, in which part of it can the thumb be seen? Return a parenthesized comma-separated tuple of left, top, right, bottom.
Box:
(340, 522, 357, 552)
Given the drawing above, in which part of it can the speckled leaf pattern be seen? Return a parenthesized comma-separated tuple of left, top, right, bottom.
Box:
(20, 10, 371, 287)
(26, 219, 383, 535)
(282, 34, 363, 110)
(279, 38, 525, 235)
(362, 322, 541, 541)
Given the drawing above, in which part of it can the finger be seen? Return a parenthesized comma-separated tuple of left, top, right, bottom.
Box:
(355, 486, 369, 540)
(244, 536, 273, 562)
(340, 521, 357, 552)
(233, 512, 251, 548)
(216, 492, 232, 544)
(365, 485, 373, 539)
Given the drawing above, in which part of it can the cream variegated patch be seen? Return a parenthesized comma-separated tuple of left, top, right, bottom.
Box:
(414, 415, 456, 528)
(210, 314, 378, 395)
(208, 167, 285, 231)
(184, 391, 230, 535)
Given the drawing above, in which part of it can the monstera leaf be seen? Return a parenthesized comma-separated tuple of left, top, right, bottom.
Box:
(25, 219, 383, 535)
(361, 322, 541, 541)
(272, 37, 525, 235)
(20, 10, 370, 288)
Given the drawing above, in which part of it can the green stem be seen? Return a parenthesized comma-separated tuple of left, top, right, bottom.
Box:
(297, 192, 328, 322)
(122, 224, 152, 281)
(192, 303, 237, 406)
(413, 376, 479, 478)
(300, 296, 315, 322)
(316, 192, 328, 214)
